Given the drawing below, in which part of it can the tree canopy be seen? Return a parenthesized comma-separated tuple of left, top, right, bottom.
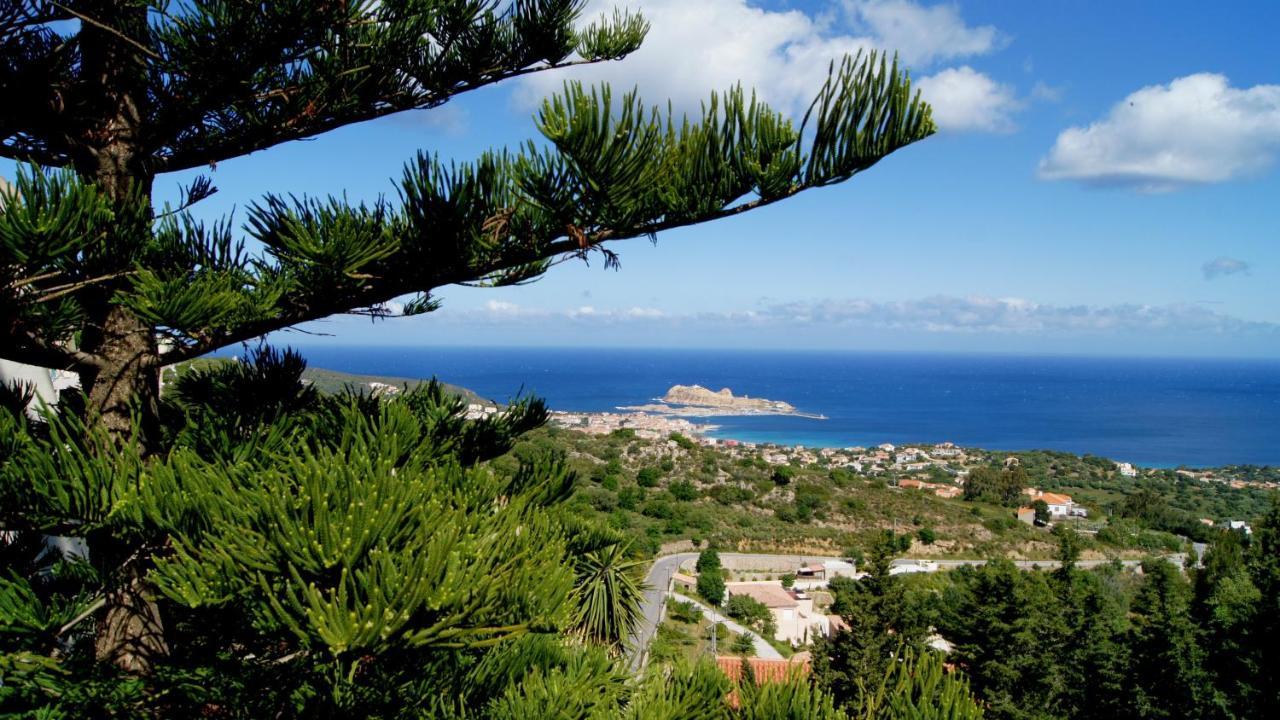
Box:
(0, 1, 937, 715)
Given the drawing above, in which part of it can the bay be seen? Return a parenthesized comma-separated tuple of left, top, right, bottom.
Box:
(262, 346, 1280, 468)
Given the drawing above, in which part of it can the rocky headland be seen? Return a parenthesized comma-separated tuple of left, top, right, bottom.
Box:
(619, 384, 823, 418)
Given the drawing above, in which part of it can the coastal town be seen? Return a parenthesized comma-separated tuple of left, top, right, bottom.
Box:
(546, 405, 1280, 509)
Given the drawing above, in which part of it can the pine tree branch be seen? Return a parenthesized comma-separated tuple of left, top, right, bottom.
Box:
(151, 56, 619, 174)
(3, 329, 103, 370)
(48, 2, 159, 60)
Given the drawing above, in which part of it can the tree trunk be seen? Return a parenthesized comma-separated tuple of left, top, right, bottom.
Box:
(93, 560, 168, 675)
(71, 1, 169, 674)
(78, 305, 162, 447)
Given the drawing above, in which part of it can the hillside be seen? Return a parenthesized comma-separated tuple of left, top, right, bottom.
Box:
(163, 358, 491, 405)
(491, 426, 1275, 561)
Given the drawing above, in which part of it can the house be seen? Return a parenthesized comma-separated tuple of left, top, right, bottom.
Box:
(932, 442, 962, 458)
(796, 563, 826, 580)
(725, 582, 830, 645)
(1004, 456, 1021, 468)
(1017, 507, 1037, 525)
(1117, 462, 1138, 478)
(1228, 520, 1253, 535)
(1024, 489, 1086, 518)
(878, 443, 896, 453)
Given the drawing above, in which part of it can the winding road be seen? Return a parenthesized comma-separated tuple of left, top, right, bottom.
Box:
(626, 551, 1184, 670)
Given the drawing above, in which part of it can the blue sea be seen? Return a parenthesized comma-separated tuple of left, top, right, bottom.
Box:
(276, 346, 1280, 468)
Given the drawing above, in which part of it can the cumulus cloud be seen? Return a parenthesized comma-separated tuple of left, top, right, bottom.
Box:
(1039, 73, 1280, 191)
(842, 0, 1004, 66)
(1202, 257, 1252, 280)
(456, 295, 1276, 337)
(916, 66, 1019, 132)
(516, 0, 1012, 132)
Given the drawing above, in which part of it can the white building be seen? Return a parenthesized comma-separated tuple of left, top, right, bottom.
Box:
(1117, 462, 1138, 478)
(726, 582, 830, 646)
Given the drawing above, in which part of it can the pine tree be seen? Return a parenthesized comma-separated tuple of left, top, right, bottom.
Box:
(1126, 559, 1223, 719)
(0, 0, 934, 696)
(1, 1, 933, 444)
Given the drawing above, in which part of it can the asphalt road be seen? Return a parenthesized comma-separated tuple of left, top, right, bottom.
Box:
(625, 551, 1186, 670)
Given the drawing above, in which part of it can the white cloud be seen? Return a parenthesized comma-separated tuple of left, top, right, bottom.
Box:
(517, 0, 1007, 129)
(1039, 73, 1280, 191)
(459, 295, 1276, 337)
(1030, 80, 1062, 103)
(483, 299, 539, 318)
(843, 0, 1004, 66)
(757, 296, 1276, 335)
(1203, 257, 1251, 280)
(916, 66, 1019, 132)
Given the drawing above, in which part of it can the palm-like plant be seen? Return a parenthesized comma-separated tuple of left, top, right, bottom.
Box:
(569, 539, 647, 654)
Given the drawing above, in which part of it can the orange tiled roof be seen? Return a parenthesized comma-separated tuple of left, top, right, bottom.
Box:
(1039, 492, 1073, 505)
(716, 656, 810, 684)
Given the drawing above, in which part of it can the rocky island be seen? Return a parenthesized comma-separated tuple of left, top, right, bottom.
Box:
(619, 384, 824, 419)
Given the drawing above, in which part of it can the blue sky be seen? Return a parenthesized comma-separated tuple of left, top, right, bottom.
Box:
(11, 1, 1280, 356)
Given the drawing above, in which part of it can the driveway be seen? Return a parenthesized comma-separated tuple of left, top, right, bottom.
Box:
(668, 591, 783, 660)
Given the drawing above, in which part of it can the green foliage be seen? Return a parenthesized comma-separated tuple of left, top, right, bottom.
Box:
(670, 479, 699, 502)
(731, 631, 756, 657)
(962, 466, 1024, 506)
(697, 570, 727, 608)
(916, 527, 936, 546)
(772, 465, 796, 485)
(816, 532, 926, 713)
(697, 549, 723, 575)
(637, 466, 662, 488)
(1031, 499, 1049, 525)
(670, 433, 698, 451)
(669, 600, 702, 625)
(725, 595, 774, 639)
(855, 647, 985, 720)
(780, 573, 796, 590)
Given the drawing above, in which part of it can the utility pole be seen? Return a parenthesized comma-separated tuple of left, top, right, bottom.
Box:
(710, 607, 717, 656)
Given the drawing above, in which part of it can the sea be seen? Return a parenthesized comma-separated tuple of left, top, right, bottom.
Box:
(273, 346, 1280, 469)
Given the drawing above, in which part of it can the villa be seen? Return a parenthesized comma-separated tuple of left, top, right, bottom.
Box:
(725, 582, 830, 646)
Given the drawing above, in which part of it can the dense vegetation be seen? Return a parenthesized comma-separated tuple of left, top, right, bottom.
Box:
(501, 426, 1271, 561)
(815, 518, 1280, 720)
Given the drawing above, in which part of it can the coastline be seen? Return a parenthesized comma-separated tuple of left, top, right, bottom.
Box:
(268, 347, 1280, 468)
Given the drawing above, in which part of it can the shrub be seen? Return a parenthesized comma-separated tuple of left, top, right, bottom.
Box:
(670, 433, 698, 451)
(641, 498, 675, 520)
(637, 466, 662, 488)
(669, 600, 701, 624)
(618, 486, 644, 511)
(711, 485, 754, 505)
(588, 492, 617, 512)
(917, 527, 937, 545)
(670, 479, 698, 501)
(781, 573, 796, 589)
(772, 465, 796, 485)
